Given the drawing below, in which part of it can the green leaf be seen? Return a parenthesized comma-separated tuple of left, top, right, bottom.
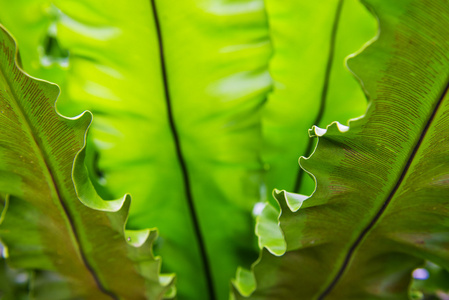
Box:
(262, 0, 377, 196)
(0, 25, 171, 299)
(235, 0, 449, 298)
(0, 1, 273, 299)
(252, 0, 377, 263)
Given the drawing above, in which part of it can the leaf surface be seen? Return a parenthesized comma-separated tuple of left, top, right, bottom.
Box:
(262, 0, 376, 196)
(235, 0, 449, 298)
(253, 0, 377, 261)
(0, 25, 170, 300)
(0, 1, 273, 299)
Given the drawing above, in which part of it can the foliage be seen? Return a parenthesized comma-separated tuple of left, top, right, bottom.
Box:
(0, 25, 171, 299)
(234, 0, 449, 299)
(0, 0, 448, 299)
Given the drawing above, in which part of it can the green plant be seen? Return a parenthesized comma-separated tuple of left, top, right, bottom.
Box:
(0, 0, 448, 299)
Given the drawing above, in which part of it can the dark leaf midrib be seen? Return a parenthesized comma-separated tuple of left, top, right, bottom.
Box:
(317, 80, 449, 299)
(148, 1, 216, 299)
(294, 0, 345, 193)
(0, 37, 117, 300)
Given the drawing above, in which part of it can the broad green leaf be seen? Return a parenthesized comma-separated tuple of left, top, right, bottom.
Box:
(0, 25, 171, 299)
(0, 1, 272, 299)
(235, 0, 449, 298)
(253, 0, 377, 259)
(262, 0, 377, 196)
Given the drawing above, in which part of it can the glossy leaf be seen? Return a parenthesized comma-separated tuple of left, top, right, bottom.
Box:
(254, 0, 377, 259)
(0, 25, 171, 299)
(235, 0, 449, 298)
(253, 0, 377, 258)
(0, 1, 272, 299)
(262, 0, 377, 197)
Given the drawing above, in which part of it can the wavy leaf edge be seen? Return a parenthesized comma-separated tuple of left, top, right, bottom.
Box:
(233, 3, 383, 297)
(0, 23, 175, 295)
